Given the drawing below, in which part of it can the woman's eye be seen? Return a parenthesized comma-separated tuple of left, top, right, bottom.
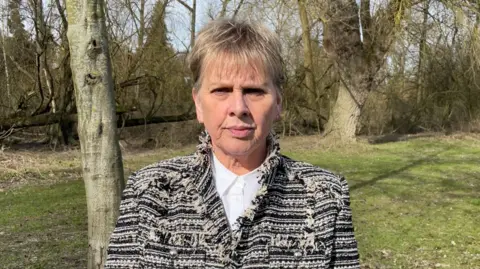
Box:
(244, 88, 265, 95)
(212, 88, 230, 94)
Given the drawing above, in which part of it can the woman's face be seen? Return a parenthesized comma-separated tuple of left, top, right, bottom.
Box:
(193, 56, 281, 159)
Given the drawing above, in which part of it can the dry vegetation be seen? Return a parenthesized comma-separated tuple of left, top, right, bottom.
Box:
(1, 0, 480, 145)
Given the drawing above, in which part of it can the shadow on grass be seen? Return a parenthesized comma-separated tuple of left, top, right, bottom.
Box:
(350, 145, 454, 192)
(366, 133, 440, 144)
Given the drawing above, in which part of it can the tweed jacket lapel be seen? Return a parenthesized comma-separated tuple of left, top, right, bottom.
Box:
(191, 131, 282, 266)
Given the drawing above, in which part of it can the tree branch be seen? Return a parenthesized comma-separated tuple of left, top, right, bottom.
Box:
(54, 0, 68, 31)
(177, 0, 193, 12)
(0, 112, 196, 130)
(8, 56, 36, 82)
(232, 0, 245, 18)
(219, 0, 231, 17)
(0, 126, 15, 140)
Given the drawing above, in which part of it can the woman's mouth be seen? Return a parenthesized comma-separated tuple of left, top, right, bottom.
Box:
(228, 127, 254, 138)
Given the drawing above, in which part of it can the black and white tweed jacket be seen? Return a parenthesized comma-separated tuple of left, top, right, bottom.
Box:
(105, 132, 360, 269)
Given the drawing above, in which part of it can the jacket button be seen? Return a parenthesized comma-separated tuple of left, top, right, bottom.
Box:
(169, 249, 178, 256)
(294, 251, 302, 259)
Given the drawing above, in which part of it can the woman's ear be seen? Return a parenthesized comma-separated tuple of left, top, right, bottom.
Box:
(192, 88, 204, 123)
(275, 92, 282, 120)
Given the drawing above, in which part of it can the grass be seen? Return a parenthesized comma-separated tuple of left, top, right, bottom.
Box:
(0, 134, 479, 268)
(0, 181, 87, 269)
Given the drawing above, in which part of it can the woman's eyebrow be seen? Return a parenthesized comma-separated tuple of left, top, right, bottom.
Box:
(209, 81, 270, 89)
(242, 84, 270, 91)
(242, 81, 270, 87)
(209, 83, 232, 88)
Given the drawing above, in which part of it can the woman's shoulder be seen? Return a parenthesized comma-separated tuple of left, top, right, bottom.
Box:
(126, 154, 198, 194)
(280, 154, 348, 195)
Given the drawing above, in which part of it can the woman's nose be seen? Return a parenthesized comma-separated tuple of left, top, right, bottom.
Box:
(229, 91, 250, 118)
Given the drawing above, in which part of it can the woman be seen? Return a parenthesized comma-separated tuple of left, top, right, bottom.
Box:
(106, 19, 360, 269)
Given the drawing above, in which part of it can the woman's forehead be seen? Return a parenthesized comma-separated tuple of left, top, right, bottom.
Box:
(203, 54, 269, 83)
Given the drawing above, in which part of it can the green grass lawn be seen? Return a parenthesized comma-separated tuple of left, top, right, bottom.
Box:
(0, 134, 479, 268)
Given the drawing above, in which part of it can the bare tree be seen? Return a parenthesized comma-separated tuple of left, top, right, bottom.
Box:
(217, 0, 245, 18)
(416, 0, 430, 106)
(30, 0, 49, 115)
(178, 0, 196, 48)
(297, 0, 324, 129)
(298, 0, 315, 95)
(1, 0, 12, 108)
(319, 0, 409, 140)
(65, 0, 125, 268)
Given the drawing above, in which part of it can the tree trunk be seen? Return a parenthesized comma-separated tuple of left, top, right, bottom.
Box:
(325, 84, 362, 140)
(0, 111, 196, 130)
(54, 0, 77, 145)
(321, 0, 366, 141)
(298, 0, 315, 95)
(65, 0, 125, 268)
(416, 0, 430, 105)
(321, 0, 407, 141)
(32, 0, 47, 116)
(138, 0, 145, 48)
(191, 0, 196, 48)
(298, 0, 321, 126)
(1, 4, 12, 109)
(1, 35, 12, 110)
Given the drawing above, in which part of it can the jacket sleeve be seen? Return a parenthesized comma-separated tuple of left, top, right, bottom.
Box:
(105, 173, 142, 269)
(330, 176, 360, 268)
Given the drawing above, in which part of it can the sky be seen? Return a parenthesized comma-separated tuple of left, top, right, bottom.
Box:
(166, 0, 220, 51)
(165, 0, 368, 51)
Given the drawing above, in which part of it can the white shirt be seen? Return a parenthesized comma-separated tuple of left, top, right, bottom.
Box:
(212, 153, 262, 228)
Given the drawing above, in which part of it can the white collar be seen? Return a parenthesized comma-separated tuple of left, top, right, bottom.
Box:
(212, 153, 262, 197)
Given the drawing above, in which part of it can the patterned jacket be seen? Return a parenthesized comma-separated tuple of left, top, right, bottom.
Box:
(105, 133, 360, 268)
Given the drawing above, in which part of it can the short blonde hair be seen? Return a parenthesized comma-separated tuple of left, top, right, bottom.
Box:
(188, 19, 285, 91)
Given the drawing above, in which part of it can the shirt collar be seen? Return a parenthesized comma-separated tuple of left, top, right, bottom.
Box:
(212, 152, 237, 196)
(212, 152, 263, 197)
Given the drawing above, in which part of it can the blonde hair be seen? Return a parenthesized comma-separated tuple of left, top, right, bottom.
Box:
(188, 19, 285, 91)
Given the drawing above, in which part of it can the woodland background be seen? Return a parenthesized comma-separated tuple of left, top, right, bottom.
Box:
(0, 1, 480, 268)
(1, 0, 480, 147)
